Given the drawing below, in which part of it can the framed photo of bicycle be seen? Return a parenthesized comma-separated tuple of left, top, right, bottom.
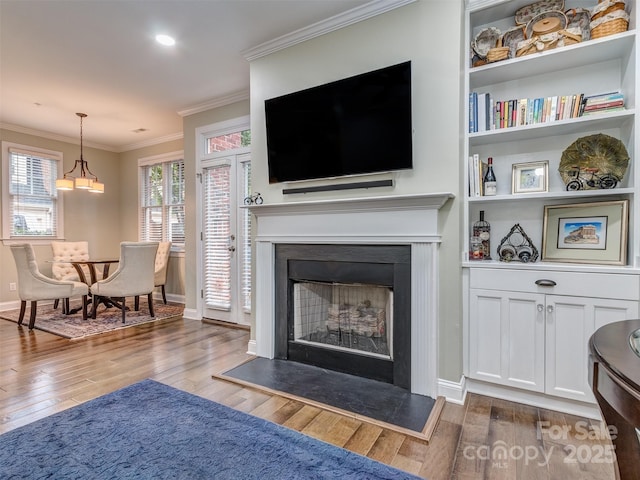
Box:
(512, 161, 548, 194)
(542, 200, 629, 265)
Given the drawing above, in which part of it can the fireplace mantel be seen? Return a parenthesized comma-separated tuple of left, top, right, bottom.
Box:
(248, 192, 454, 398)
(247, 192, 454, 244)
(247, 192, 453, 216)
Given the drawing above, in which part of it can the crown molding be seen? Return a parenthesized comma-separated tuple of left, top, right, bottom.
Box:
(117, 132, 184, 153)
(1, 122, 184, 153)
(242, 0, 416, 62)
(0, 122, 116, 152)
(177, 89, 250, 117)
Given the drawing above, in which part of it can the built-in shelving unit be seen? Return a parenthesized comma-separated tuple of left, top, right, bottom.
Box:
(464, 0, 638, 269)
(463, 0, 640, 418)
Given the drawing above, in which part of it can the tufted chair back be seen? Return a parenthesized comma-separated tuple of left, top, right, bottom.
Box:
(154, 241, 172, 303)
(51, 241, 90, 282)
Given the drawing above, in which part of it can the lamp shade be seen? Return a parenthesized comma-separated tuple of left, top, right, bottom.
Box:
(89, 181, 104, 193)
(75, 177, 92, 189)
(55, 178, 74, 190)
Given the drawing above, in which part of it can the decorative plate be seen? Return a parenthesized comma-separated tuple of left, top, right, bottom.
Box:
(526, 10, 568, 38)
(515, 0, 565, 25)
(565, 7, 591, 41)
(472, 27, 501, 58)
(502, 25, 526, 58)
(559, 134, 629, 189)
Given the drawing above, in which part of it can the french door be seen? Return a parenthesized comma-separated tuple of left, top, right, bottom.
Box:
(200, 151, 251, 325)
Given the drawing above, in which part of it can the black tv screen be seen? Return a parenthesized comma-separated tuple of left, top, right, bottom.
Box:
(265, 61, 412, 184)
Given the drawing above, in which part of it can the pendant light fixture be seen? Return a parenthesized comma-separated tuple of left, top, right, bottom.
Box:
(56, 113, 105, 193)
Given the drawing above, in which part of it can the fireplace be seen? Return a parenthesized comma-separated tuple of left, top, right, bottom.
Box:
(249, 193, 453, 397)
(274, 244, 411, 388)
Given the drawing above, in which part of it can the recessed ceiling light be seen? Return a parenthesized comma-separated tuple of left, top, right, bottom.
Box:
(155, 34, 176, 46)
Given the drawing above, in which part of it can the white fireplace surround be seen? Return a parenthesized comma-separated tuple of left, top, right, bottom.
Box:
(248, 192, 454, 398)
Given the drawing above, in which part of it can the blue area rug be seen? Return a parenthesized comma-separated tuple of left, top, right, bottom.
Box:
(0, 379, 421, 479)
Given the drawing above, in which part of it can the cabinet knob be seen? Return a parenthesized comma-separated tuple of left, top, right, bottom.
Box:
(547, 305, 554, 314)
(535, 279, 557, 287)
(537, 304, 544, 312)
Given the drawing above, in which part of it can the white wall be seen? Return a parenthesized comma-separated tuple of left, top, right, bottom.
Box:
(248, 0, 464, 382)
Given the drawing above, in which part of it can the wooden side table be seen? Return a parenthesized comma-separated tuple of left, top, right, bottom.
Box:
(589, 320, 640, 480)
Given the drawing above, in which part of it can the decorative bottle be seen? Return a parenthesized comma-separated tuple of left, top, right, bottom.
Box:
(483, 157, 497, 196)
(473, 210, 491, 260)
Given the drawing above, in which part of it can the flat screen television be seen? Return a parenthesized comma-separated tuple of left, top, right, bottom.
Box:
(265, 61, 412, 184)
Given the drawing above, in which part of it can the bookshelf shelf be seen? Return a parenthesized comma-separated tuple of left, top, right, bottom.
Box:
(469, 108, 635, 146)
(467, 187, 635, 203)
(469, 32, 635, 89)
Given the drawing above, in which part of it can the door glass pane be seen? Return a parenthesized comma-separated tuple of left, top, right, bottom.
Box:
(203, 164, 232, 310)
(206, 129, 251, 154)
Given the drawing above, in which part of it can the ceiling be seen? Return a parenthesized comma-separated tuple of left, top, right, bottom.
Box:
(0, 0, 373, 151)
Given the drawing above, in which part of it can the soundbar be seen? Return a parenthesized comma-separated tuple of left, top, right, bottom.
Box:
(282, 179, 393, 195)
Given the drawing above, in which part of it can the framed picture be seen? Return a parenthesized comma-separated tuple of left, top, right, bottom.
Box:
(542, 200, 629, 265)
(512, 161, 549, 194)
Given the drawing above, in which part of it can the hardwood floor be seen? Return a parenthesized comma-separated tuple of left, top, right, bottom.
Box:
(0, 316, 617, 479)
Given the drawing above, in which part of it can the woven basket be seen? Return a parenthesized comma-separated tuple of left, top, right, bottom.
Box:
(487, 46, 510, 63)
(516, 37, 540, 57)
(590, 9, 629, 39)
(559, 28, 582, 46)
(592, 0, 626, 21)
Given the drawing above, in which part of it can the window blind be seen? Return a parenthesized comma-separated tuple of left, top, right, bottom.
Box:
(203, 164, 232, 310)
(139, 159, 185, 248)
(8, 148, 59, 237)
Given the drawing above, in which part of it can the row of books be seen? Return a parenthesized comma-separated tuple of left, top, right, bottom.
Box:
(581, 91, 625, 116)
(468, 153, 487, 197)
(469, 91, 625, 133)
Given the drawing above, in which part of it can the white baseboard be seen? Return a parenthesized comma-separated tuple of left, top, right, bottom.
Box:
(246, 340, 257, 356)
(154, 292, 185, 305)
(0, 300, 21, 311)
(438, 376, 467, 405)
(466, 378, 602, 420)
(182, 307, 199, 320)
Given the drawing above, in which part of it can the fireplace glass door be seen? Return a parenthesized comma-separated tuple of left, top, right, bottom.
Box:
(293, 281, 393, 360)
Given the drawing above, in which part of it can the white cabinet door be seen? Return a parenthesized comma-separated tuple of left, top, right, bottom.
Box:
(469, 289, 545, 392)
(545, 295, 639, 403)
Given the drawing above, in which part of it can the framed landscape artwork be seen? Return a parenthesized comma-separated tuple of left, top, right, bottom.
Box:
(542, 200, 629, 265)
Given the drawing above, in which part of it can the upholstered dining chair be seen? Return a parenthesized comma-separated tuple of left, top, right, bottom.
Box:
(90, 242, 159, 323)
(154, 241, 172, 304)
(50, 240, 90, 312)
(10, 244, 89, 329)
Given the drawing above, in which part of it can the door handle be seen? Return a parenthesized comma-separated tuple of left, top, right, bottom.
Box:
(535, 279, 557, 287)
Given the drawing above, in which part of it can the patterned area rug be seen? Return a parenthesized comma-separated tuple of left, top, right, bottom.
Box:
(0, 300, 184, 339)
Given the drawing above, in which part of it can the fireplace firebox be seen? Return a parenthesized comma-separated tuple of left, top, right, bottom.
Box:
(275, 244, 411, 389)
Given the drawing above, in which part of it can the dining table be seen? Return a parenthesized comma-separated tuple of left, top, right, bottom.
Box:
(66, 258, 120, 316)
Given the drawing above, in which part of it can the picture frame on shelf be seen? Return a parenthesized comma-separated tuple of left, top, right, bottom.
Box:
(512, 160, 548, 194)
(542, 200, 629, 265)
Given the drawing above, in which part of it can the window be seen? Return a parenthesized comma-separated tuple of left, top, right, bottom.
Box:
(2, 142, 63, 241)
(139, 151, 185, 250)
(206, 129, 250, 153)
